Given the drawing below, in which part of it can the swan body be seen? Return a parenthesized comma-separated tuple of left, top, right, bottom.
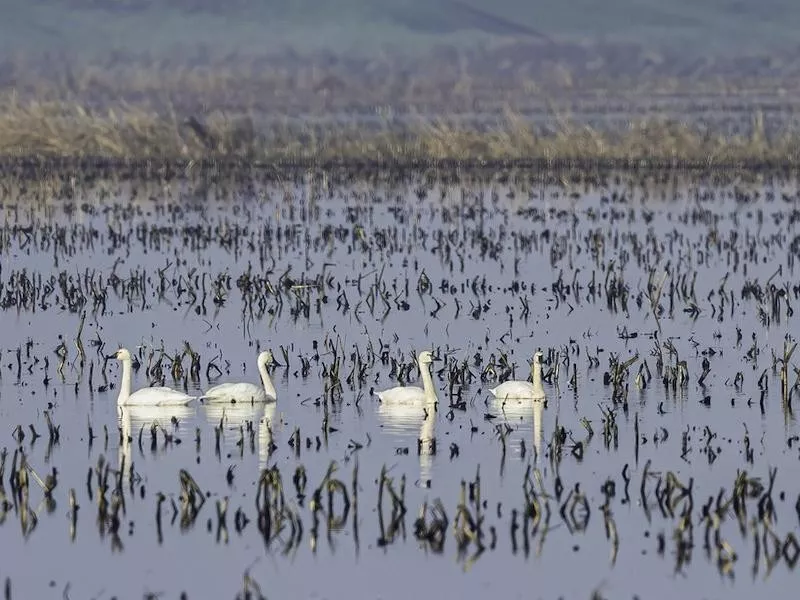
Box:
(114, 348, 197, 407)
(489, 351, 545, 400)
(201, 350, 277, 404)
(375, 351, 437, 406)
(490, 380, 540, 398)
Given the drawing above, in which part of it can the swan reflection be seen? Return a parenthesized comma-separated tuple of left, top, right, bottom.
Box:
(118, 404, 196, 476)
(202, 400, 277, 468)
(378, 401, 437, 481)
(489, 396, 545, 463)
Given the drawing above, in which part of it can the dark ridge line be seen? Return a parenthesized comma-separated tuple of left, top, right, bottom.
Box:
(387, 0, 552, 41)
(444, 0, 552, 41)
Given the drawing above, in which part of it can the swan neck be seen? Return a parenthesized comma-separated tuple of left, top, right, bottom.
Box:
(532, 361, 544, 395)
(420, 362, 437, 403)
(259, 359, 277, 400)
(118, 359, 132, 405)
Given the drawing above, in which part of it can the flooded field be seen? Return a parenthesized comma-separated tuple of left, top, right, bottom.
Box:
(0, 169, 799, 599)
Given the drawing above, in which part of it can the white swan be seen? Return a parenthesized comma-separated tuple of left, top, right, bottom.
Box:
(114, 348, 197, 406)
(375, 351, 437, 405)
(201, 350, 277, 404)
(489, 350, 545, 400)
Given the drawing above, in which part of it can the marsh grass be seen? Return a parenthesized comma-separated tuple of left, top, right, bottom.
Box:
(3, 54, 800, 167)
(1, 98, 798, 167)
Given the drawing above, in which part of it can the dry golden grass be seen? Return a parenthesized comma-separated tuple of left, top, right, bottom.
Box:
(1, 98, 798, 167)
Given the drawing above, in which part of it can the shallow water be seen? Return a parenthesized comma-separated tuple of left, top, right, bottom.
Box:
(0, 173, 799, 599)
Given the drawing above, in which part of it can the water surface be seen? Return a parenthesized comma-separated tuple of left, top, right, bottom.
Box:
(0, 173, 798, 599)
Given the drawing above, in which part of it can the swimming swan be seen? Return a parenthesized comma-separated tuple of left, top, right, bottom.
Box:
(375, 350, 437, 405)
(114, 348, 197, 406)
(489, 350, 545, 400)
(201, 350, 277, 404)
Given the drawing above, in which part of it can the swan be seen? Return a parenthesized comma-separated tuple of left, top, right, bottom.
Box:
(489, 350, 545, 400)
(201, 350, 277, 404)
(375, 350, 437, 405)
(114, 348, 197, 406)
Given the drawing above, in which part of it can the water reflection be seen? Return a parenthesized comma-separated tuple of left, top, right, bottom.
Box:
(118, 404, 196, 476)
(201, 401, 277, 468)
(377, 401, 437, 481)
(490, 396, 545, 463)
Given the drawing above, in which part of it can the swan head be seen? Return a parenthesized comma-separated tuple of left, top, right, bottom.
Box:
(418, 351, 434, 365)
(258, 350, 274, 367)
(534, 350, 543, 364)
(114, 348, 132, 362)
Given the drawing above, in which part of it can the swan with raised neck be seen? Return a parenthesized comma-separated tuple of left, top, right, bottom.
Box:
(201, 350, 277, 404)
(489, 350, 545, 400)
(114, 347, 197, 407)
(375, 351, 438, 405)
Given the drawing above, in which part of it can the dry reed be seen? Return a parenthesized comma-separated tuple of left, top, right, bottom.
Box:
(1, 98, 798, 168)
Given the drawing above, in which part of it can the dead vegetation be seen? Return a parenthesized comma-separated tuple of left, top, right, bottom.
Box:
(1, 51, 799, 167)
(1, 98, 797, 167)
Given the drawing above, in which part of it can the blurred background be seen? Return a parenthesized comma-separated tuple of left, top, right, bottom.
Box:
(4, 1, 798, 67)
(2, 0, 798, 149)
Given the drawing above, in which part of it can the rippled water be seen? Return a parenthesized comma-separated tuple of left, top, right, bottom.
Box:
(0, 173, 798, 599)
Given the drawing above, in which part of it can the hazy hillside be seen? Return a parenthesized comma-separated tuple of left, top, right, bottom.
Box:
(3, 0, 798, 60)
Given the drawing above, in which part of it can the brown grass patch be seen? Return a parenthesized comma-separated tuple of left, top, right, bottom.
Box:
(0, 98, 798, 168)
(2, 53, 799, 168)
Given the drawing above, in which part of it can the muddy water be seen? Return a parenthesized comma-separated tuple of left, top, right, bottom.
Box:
(0, 174, 798, 599)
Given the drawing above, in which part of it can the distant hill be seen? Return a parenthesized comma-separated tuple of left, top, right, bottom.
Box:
(4, 0, 800, 59)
